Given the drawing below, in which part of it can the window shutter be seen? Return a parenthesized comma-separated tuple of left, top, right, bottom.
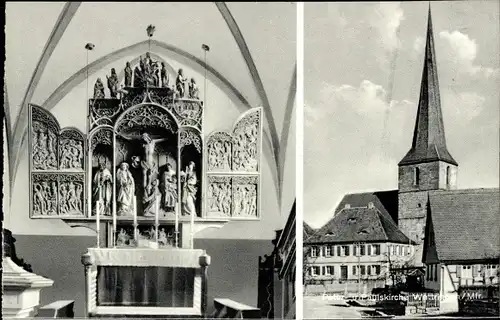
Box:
(367, 245, 372, 256)
(346, 246, 350, 256)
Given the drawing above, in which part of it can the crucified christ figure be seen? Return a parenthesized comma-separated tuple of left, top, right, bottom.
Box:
(118, 132, 169, 216)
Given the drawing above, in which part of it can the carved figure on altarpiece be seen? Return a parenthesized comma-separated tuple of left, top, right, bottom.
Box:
(180, 161, 198, 217)
(188, 78, 200, 100)
(31, 106, 60, 171)
(124, 62, 133, 87)
(176, 68, 188, 98)
(232, 111, 260, 172)
(138, 225, 156, 241)
(161, 162, 178, 213)
(207, 176, 232, 217)
(31, 121, 58, 170)
(115, 104, 177, 135)
(32, 173, 59, 217)
(116, 162, 135, 216)
(59, 130, 85, 170)
(107, 68, 119, 99)
(115, 226, 135, 247)
(92, 163, 113, 216)
(157, 225, 177, 248)
(207, 132, 232, 171)
(58, 174, 85, 216)
(173, 100, 203, 130)
(232, 176, 258, 217)
(116, 132, 168, 217)
(94, 78, 105, 99)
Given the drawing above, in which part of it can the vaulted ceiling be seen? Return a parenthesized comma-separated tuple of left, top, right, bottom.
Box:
(5, 2, 296, 206)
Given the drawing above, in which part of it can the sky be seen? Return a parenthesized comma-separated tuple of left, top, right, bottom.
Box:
(304, 1, 500, 228)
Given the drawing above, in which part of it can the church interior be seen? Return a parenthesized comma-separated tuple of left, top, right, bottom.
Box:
(3, 2, 296, 318)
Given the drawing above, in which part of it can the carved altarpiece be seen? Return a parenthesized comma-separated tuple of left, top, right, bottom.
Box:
(28, 53, 262, 250)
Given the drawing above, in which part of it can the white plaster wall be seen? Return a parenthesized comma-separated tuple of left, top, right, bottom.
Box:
(440, 264, 459, 314)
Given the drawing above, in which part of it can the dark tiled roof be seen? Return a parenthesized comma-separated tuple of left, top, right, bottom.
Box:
(399, 7, 457, 167)
(306, 206, 412, 245)
(335, 190, 399, 224)
(428, 188, 500, 262)
(303, 222, 316, 241)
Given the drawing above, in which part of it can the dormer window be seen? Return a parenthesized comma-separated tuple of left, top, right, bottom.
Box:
(345, 204, 351, 209)
(413, 167, 420, 186)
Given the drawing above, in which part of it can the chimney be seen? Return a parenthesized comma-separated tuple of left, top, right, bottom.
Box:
(368, 202, 374, 209)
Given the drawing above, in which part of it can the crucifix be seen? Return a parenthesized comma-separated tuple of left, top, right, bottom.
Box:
(117, 132, 169, 216)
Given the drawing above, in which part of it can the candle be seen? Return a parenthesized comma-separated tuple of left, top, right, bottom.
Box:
(133, 196, 137, 225)
(112, 198, 117, 248)
(155, 198, 159, 225)
(175, 203, 179, 248)
(133, 196, 137, 245)
(96, 200, 100, 248)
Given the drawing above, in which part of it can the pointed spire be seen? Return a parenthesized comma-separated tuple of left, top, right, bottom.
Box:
(399, 5, 458, 166)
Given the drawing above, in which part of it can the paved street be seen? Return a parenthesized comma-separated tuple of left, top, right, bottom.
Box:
(304, 295, 369, 319)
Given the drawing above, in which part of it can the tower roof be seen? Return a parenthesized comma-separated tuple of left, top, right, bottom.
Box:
(399, 6, 458, 166)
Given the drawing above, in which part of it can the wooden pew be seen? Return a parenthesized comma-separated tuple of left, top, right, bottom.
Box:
(35, 300, 75, 318)
(212, 298, 261, 319)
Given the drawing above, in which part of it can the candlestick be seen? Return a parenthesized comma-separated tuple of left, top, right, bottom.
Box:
(112, 200, 117, 248)
(133, 196, 137, 245)
(96, 200, 101, 248)
(175, 203, 179, 248)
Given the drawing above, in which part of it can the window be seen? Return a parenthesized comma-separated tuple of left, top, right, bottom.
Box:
(337, 246, 341, 256)
(310, 247, 317, 258)
(372, 265, 381, 275)
(433, 265, 438, 281)
(373, 244, 381, 255)
(396, 245, 400, 255)
(426, 265, 430, 281)
(414, 167, 420, 186)
(360, 244, 366, 256)
(367, 265, 372, 276)
(352, 266, 357, 276)
(367, 245, 372, 256)
(325, 266, 334, 276)
(325, 246, 331, 257)
(462, 265, 472, 278)
(360, 266, 366, 275)
(401, 246, 405, 256)
(341, 245, 350, 256)
(389, 245, 394, 256)
(311, 266, 321, 276)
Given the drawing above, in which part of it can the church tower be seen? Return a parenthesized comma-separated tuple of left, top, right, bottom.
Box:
(398, 6, 458, 263)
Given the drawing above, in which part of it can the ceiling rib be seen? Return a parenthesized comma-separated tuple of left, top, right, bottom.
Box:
(9, 1, 82, 194)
